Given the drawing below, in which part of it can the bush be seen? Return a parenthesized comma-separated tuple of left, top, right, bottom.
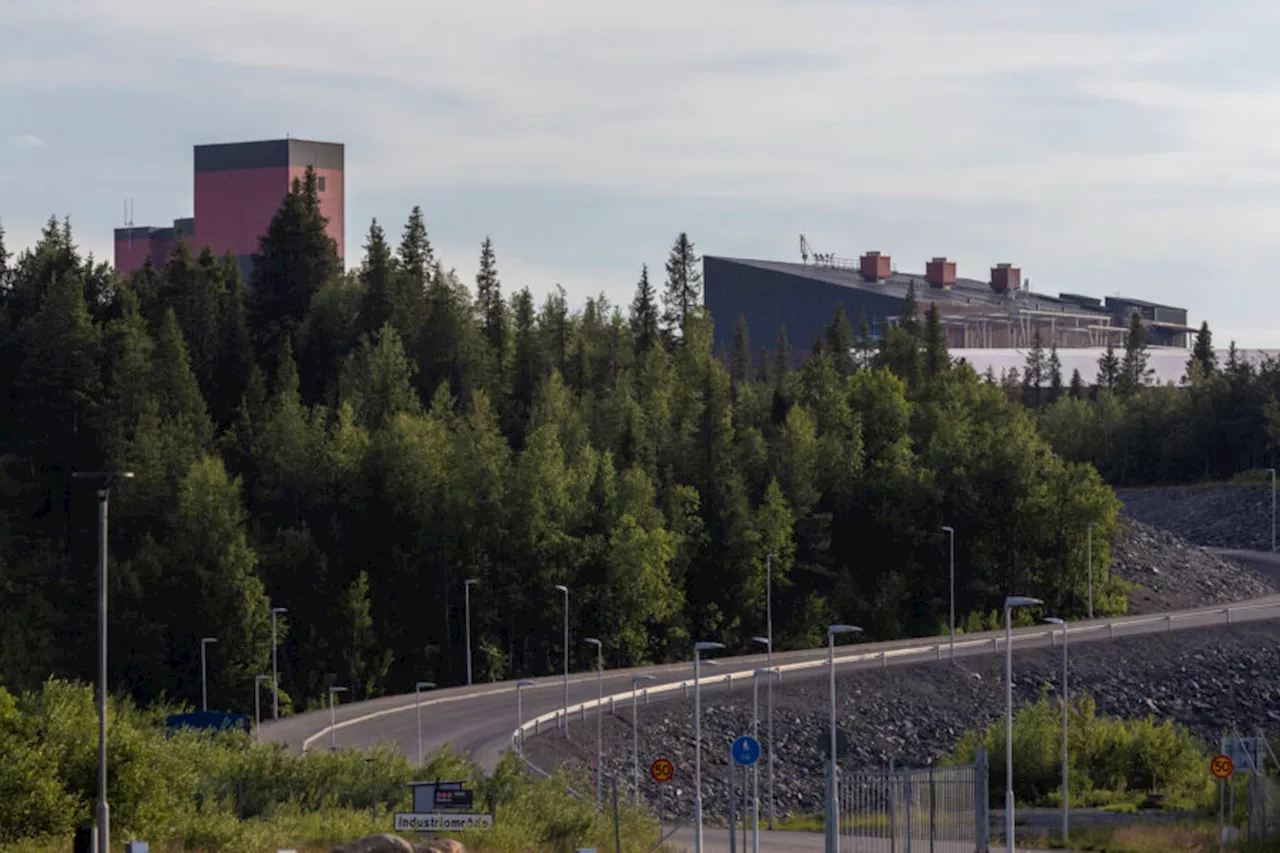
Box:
(0, 679, 665, 852)
(946, 690, 1215, 810)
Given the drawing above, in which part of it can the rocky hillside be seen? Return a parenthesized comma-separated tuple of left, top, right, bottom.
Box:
(525, 622, 1280, 822)
(1119, 484, 1276, 551)
(1111, 517, 1277, 612)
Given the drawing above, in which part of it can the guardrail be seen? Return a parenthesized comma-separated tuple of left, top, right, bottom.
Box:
(509, 599, 1280, 753)
(294, 597, 1280, 755)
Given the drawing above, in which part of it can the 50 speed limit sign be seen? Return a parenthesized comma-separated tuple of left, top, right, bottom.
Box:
(650, 758, 674, 783)
(1211, 754, 1234, 779)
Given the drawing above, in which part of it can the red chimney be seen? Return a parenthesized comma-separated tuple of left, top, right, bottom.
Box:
(990, 263, 1021, 293)
(925, 257, 956, 289)
(859, 251, 891, 282)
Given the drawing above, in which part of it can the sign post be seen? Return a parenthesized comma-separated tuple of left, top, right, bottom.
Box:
(395, 780, 494, 834)
(732, 737, 761, 853)
(1212, 755, 1233, 853)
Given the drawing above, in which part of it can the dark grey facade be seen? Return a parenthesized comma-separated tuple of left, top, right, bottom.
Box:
(193, 138, 345, 172)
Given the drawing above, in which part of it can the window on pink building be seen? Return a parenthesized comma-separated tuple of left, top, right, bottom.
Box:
(318, 176, 326, 192)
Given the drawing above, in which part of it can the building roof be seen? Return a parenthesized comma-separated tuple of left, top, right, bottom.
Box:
(708, 256, 1114, 319)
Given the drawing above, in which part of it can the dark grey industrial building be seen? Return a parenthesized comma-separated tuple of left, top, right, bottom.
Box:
(703, 253, 1192, 359)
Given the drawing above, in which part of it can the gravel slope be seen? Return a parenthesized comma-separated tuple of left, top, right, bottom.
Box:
(1119, 485, 1276, 551)
(526, 623, 1280, 823)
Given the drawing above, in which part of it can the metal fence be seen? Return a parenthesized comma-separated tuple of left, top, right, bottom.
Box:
(839, 749, 988, 853)
(1249, 773, 1280, 840)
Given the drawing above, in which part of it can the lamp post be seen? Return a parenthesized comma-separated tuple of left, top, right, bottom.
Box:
(585, 637, 604, 802)
(1004, 596, 1043, 853)
(554, 584, 569, 734)
(764, 552, 777, 830)
(941, 525, 956, 660)
(72, 469, 133, 853)
(328, 686, 348, 752)
(632, 675, 656, 802)
(271, 606, 287, 719)
(827, 625, 862, 853)
(415, 681, 436, 767)
(1086, 523, 1098, 618)
(1045, 618, 1069, 844)
(1269, 469, 1276, 553)
(752, 667, 778, 853)
(464, 578, 478, 685)
(693, 641, 726, 853)
(515, 680, 535, 753)
(253, 675, 271, 744)
(200, 637, 217, 712)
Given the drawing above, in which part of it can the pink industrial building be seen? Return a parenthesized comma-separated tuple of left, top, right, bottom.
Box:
(113, 138, 344, 279)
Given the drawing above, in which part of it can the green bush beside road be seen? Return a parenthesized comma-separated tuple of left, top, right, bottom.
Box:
(0, 679, 662, 852)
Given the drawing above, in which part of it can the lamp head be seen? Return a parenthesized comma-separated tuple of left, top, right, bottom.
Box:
(202, 637, 217, 644)
(1004, 596, 1043, 609)
(272, 606, 288, 615)
(465, 578, 478, 586)
(554, 584, 569, 593)
(416, 681, 437, 690)
(329, 685, 348, 694)
(1043, 617, 1064, 626)
(941, 525, 954, 533)
(584, 637, 602, 647)
(255, 674, 272, 683)
(828, 624, 862, 636)
(633, 674, 656, 683)
(751, 636, 770, 646)
(694, 641, 726, 652)
(517, 680, 536, 688)
(754, 668, 780, 678)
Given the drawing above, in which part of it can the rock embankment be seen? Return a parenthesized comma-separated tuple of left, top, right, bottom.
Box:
(1111, 517, 1277, 612)
(524, 623, 1280, 823)
(1119, 485, 1275, 551)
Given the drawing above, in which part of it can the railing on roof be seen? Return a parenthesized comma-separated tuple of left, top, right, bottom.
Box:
(807, 253, 863, 271)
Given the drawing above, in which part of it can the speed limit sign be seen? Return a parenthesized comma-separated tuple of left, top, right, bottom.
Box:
(650, 758, 674, 783)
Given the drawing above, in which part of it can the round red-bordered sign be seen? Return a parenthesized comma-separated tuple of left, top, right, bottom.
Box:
(650, 758, 674, 783)
(1211, 755, 1234, 779)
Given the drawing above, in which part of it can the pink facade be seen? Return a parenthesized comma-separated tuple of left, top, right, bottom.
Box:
(288, 165, 345, 259)
(193, 167, 290, 259)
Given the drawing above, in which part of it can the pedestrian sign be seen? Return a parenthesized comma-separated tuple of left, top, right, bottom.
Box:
(732, 735, 761, 767)
(650, 758, 674, 783)
(1211, 754, 1234, 779)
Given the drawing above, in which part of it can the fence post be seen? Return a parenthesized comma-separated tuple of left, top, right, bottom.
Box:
(1168, 614, 1173, 633)
(929, 767, 936, 853)
(974, 747, 990, 853)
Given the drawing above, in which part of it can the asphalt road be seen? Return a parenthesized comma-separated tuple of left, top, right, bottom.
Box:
(260, 586, 1280, 776)
(665, 827, 1059, 852)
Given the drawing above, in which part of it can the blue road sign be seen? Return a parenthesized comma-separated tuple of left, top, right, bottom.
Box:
(732, 735, 761, 767)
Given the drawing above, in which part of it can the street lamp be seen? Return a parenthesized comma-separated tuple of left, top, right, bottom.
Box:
(764, 551, 778, 830)
(827, 625, 862, 853)
(1086, 523, 1098, 618)
(72, 470, 132, 853)
(515, 680, 536, 753)
(253, 675, 271, 744)
(941, 525, 956, 660)
(631, 675, 656, 802)
(464, 579, 478, 685)
(1004, 596, 1043, 853)
(554, 584, 569, 734)
(1269, 469, 1276, 553)
(751, 667, 779, 853)
(585, 637, 604, 802)
(200, 637, 217, 712)
(415, 681, 436, 767)
(328, 686, 348, 752)
(693, 640, 726, 853)
(271, 606, 287, 720)
(1045, 618, 1069, 844)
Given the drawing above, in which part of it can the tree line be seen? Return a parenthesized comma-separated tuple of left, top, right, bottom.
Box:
(0, 172, 1134, 716)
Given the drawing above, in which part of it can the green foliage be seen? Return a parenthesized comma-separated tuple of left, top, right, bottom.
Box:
(948, 691, 1214, 810)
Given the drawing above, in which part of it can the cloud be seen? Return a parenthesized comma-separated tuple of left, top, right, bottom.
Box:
(13, 134, 44, 148)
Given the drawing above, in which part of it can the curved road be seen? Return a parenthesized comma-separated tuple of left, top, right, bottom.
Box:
(261, 569, 1280, 774)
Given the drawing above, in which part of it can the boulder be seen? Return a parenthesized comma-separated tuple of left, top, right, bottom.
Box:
(414, 841, 468, 853)
(331, 834, 414, 853)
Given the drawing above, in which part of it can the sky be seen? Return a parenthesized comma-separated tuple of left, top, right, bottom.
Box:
(4, 0, 1280, 345)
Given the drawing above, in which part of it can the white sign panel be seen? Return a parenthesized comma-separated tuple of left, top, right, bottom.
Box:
(394, 813, 494, 832)
(1222, 737, 1264, 773)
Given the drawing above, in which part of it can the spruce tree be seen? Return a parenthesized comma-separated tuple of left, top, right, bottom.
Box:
(923, 302, 950, 379)
(1187, 321, 1216, 380)
(1118, 310, 1151, 395)
(854, 308, 875, 371)
(1069, 368, 1085, 399)
(475, 237, 509, 390)
(730, 314, 751, 386)
(357, 219, 396, 340)
(898, 282, 921, 338)
(249, 167, 341, 362)
(824, 303, 855, 375)
(1047, 343, 1063, 400)
(660, 232, 701, 339)
(774, 325, 792, 382)
(1023, 330, 1045, 405)
(397, 205, 434, 291)
(629, 264, 660, 354)
(1095, 343, 1119, 390)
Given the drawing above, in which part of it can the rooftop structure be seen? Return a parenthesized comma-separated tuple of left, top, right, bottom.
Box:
(113, 138, 344, 279)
